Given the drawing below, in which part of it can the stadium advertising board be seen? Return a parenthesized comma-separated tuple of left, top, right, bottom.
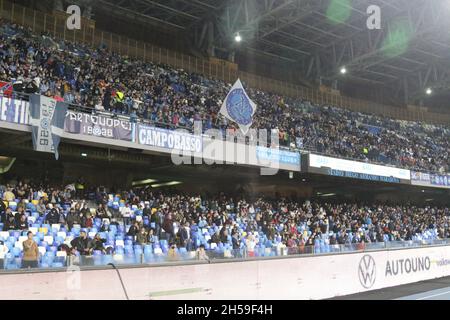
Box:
(256, 146, 300, 171)
(137, 124, 202, 153)
(1, 245, 449, 299)
(64, 111, 134, 141)
(308, 153, 411, 183)
(0, 96, 29, 125)
(411, 171, 450, 189)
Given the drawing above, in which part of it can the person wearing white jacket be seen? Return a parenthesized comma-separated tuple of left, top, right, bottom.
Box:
(120, 204, 133, 226)
(0, 240, 9, 269)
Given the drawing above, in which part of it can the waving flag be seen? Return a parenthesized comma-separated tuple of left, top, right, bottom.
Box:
(220, 79, 257, 134)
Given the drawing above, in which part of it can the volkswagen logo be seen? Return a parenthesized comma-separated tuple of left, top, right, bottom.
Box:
(358, 255, 376, 289)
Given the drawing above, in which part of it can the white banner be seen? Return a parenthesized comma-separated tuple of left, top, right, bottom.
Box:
(30, 95, 56, 153)
(309, 153, 411, 181)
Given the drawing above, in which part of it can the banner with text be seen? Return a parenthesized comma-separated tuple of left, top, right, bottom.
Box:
(256, 146, 301, 172)
(411, 171, 450, 189)
(64, 111, 134, 141)
(138, 124, 202, 153)
(0, 96, 29, 124)
(308, 154, 411, 183)
(29, 94, 67, 160)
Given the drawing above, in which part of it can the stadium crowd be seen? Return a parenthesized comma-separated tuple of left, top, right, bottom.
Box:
(0, 179, 449, 268)
(0, 21, 448, 174)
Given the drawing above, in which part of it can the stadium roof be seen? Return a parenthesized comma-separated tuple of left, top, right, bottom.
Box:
(93, 0, 450, 105)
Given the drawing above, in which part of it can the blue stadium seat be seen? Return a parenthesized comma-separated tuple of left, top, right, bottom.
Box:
(51, 262, 64, 268)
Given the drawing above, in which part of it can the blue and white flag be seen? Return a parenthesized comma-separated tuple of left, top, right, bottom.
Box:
(220, 79, 257, 134)
(29, 94, 67, 160)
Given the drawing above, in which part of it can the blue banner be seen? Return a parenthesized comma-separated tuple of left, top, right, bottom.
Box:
(256, 146, 300, 166)
(0, 96, 29, 124)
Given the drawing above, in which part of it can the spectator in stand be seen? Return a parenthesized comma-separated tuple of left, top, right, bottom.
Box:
(22, 231, 39, 269)
(70, 230, 91, 256)
(167, 243, 178, 261)
(1, 21, 448, 173)
(136, 227, 148, 245)
(4, 207, 16, 231)
(126, 221, 140, 241)
(16, 214, 28, 230)
(245, 233, 257, 257)
(0, 240, 9, 269)
(80, 210, 93, 228)
(0, 200, 6, 224)
(90, 233, 106, 254)
(66, 207, 80, 230)
(45, 207, 60, 225)
(2, 187, 14, 202)
(178, 222, 192, 251)
(196, 244, 209, 261)
(147, 228, 156, 246)
(120, 203, 132, 226)
(36, 198, 46, 216)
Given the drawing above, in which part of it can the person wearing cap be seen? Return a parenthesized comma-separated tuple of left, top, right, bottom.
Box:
(70, 230, 92, 256)
(22, 231, 39, 269)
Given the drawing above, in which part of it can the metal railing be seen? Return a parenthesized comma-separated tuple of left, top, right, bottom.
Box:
(1, 0, 449, 126)
(2, 238, 449, 271)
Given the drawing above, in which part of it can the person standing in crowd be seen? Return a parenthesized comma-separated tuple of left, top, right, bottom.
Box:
(0, 240, 9, 269)
(196, 244, 210, 261)
(22, 231, 39, 269)
(245, 234, 257, 257)
(0, 200, 6, 224)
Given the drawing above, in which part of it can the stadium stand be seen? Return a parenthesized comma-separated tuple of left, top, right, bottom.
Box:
(0, 179, 449, 269)
(0, 21, 449, 174)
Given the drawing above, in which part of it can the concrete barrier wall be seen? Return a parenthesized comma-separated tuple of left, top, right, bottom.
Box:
(1, 245, 450, 300)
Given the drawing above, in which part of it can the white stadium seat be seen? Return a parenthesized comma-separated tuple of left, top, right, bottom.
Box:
(44, 236, 54, 245)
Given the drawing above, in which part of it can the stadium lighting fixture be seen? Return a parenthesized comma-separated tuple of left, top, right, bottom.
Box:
(151, 181, 182, 188)
(425, 88, 432, 95)
(132, 178, 158, 187)
(340, 67, 347, 74)
(234, 32, 242, 43)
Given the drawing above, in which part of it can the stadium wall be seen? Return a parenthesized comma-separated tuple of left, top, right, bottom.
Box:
(1, 245, 450, 300)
